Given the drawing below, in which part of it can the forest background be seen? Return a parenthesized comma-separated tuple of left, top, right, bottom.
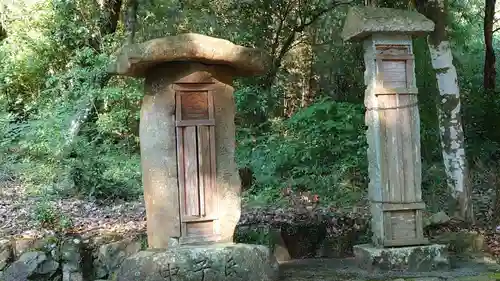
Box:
(0, 0, 499, 229)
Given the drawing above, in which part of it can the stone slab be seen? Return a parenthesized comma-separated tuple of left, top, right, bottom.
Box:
(341, 6, 435, 41)
(353, 243, 449, 272)
(115, 243, 279, 281)
(108, 33, 272, 77)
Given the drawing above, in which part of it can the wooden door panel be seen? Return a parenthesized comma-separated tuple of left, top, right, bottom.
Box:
(375, 45, 417, 202)
(181, 126, 200, 217)
(180, 91, 209, 120)
(375, 44, 427, 246)
(175, 87, 218, 243)
(185, 221, 214, 237)
(381, 60, 407, 88)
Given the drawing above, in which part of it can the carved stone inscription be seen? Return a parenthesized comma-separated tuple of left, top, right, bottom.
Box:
(224, 255, 237, 277)
(115, 244, 278, 281)
(193, 258, 211, 281)
(159, 264, 180, 281)
(156, 255, 241, 281)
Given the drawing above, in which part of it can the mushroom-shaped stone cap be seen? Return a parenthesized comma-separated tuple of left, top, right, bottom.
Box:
(341, 6, 435, 42)
(108, 33, 272, 78)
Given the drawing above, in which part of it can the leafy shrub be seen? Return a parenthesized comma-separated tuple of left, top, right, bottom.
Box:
(69, 138, 142, 200)
(236, 97, 367, 206)
(33, 198, 73, 231)
(234, 226, 272, 247)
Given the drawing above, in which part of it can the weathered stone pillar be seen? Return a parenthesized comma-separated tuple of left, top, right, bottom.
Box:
(342, 7, 449, 271)
(108, 34, 271, 249)
(108, 34, 279, 281)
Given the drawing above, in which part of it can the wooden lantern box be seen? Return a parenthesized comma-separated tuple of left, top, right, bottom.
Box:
(342, 7, 435, 248)
(367, 36, 428, 247)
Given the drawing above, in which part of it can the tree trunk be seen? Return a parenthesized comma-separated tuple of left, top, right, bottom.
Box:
(417, 0, 473, 222)
(91, 0, 122, 50)
(66, 0, 123, 147)
(125, 0, 139, 44)
(303, 29, 317, 107)
(0, 23, 6, 41)
(483, 0, 496, 92)
(59, 1, 122, 184)
(100, 0, 122, 35)
(60, 73, 111, 159)
(260, 3, 340, 90)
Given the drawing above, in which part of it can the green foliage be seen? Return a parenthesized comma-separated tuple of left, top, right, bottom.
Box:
(0, 1, 142, 199)
(234, 226, 272, 248)
(237, 97, 367, 206)
(69, 139, 142, 199)
(0, 0, 499, 219)
(32, 198, 74, 231)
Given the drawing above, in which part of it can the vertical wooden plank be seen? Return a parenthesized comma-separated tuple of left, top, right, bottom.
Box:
(379, 97, 389, 203)
(176, 91, 182, 120)
(384, 94, 400, 202)
(183, 126, 200, 216)
(209, 126, 217, 205)
(409, 72, 423, 202)
(208, 91, 217, 219)
(395, 92, 405, 202)
(175, 92, 187, 236)
(176, 126, 187, 236)
(415, 210, 424, 239)
(197, 126, 212, 216)
(197, 125, 206, 217)
(400, 94, 416, 203)
(380, 58, 404, 202)
(383, 211, 393, 241)
(405, 56, 421, 202)
(376, 59, 389, 203)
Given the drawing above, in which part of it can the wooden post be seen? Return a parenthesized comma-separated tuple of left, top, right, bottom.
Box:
(364, 34, 428, 247)
(342, 6, 434, 249)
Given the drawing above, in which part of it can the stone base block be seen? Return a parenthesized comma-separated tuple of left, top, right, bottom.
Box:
(353, 243, 449, 272)
(115, 243, 279, 281)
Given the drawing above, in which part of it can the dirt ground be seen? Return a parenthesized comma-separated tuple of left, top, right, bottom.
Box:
(278, 257, 500, 281)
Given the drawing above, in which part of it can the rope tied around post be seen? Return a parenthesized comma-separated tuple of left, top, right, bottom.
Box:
(366, 101, 419, 111)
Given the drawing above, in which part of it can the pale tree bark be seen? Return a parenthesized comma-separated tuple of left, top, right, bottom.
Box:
(417, 0, 473, 222)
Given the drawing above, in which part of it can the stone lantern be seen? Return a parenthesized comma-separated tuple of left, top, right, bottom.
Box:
(108, 33, 278, 281)
(342, 7, 449, 271)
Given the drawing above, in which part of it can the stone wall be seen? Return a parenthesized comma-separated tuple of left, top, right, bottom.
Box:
(0, 231, 147, 281)
(0, 219, 371, 281)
